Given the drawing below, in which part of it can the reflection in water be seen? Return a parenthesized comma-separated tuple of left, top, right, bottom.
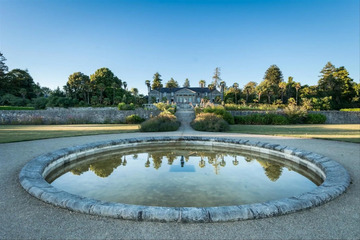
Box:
(69, 150, 284, 181)
(49, 146, 323, 207)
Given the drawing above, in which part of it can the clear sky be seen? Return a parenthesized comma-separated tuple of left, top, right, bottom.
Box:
(1, 0, 359, 95)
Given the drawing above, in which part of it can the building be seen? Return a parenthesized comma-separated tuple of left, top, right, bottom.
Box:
(149, 87, 222, 105)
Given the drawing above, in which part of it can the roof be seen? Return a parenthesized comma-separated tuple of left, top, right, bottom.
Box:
(156, 87, 216, 93)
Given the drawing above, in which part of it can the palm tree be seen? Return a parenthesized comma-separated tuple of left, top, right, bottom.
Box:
(145, 80, 151, 104)
(243, 81, 257, 103)
(279, 82, 287, 103)
(98, 83, 106, 104)
(199, 80, 206, 88)
(233, 83, 239, 104)
(130, 88, 138, 97)
(208, 83, 215, 91)
(295, 82, 301, 105)
(220, 81, 226, 102)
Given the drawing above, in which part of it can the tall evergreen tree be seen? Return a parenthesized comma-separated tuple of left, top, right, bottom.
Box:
(183, 78, 190, 87)
(262, 65, 284, 103)
(212, 67, 221, 89)
(166, 78, 179, 88)
(151, 72, 163, 90)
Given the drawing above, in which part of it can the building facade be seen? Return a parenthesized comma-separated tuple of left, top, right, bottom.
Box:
(149, 87, 222, 105)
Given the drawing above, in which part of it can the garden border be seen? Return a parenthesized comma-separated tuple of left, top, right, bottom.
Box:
(19, 136, 350, 222)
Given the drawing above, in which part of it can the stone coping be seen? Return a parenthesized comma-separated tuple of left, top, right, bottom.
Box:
(19, 136, 350, 222)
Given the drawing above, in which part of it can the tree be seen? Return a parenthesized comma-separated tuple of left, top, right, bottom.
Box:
(183, 78, 190, 87)
(279, 82, 287, 103)
(90, 68, 121, 102)
(19, 88, 27, 100)
(208, 83, 215, 91)
(318, 62, 355, 108)
(233, 83, 239, 104)
(151, 72, 163, 90)
(255, 82, 266, 103)
(145, 80, 151, 104)
(0, 52, 8, 77)
(5, 69, 36, 99)
(67, 72, 90, 101)
(212, 67, 221, 89)
(199, 80, 206, 88)
(123, 81, 127, 90)
(287, 76, 295, 99)
(165, 78, 179, 88)
(262, 65, 284, 102)
(220, 81, 226, 102)
(295, 82, 301, 105)
(98, 83, 106, 104)
(243, 81, 257, 103)
(130, 88, 139, 97)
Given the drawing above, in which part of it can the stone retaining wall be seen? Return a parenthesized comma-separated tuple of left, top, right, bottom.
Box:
(228, 110, 360, 124)
(0, 107, 160, 125)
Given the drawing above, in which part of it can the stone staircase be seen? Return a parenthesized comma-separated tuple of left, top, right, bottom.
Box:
(175, 108, 195, 132)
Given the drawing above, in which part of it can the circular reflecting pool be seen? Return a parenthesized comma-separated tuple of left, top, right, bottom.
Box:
(46, 144, 322, 207)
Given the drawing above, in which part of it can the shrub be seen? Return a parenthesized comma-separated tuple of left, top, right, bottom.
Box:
(125, 114, 145, 124)
(191, 113, 229, 132)
(203, 105, 234, 124)
(118, 102, 136, 110)
(140, 112, 180, 132)
(283, 104, 308, 124)
(33, 97, 48, 109)
(153, 102, 177, 114)
(304, 113, 326, 124)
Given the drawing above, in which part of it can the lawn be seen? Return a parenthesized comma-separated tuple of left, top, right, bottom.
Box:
(228, 124, 360, 143)
(0, 124, 139, 143)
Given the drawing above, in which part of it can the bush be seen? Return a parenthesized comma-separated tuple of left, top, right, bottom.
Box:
(125, 114, 145, 124)
(140, 112, 180, 132)
(153, 102, 177, 114)
(203, 105, 234, 124)
(191, 113, 229, 132)
(33, 97, 48, 109)
(304, 114, 326, 124)
(283, 104, 308, 124)
(118, 102, 136, 110)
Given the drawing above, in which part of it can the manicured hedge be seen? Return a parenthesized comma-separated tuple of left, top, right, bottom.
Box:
(304, 113, 327, 124)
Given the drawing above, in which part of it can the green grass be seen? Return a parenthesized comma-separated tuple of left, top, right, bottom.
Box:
(0, 124, 139, 143)
(340, 108, 360, 112)
(228, 124, 360, 143)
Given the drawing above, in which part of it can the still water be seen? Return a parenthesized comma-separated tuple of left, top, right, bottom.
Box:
(47, 145, 322, 207)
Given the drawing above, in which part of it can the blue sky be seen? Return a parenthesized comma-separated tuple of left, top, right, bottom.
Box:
(1, 0, 359, 95)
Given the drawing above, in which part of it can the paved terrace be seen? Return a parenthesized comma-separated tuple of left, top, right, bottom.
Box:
(0, 119, 359, 239)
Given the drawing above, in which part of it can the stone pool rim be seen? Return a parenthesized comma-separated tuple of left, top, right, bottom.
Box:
(19, 136, 350, 223)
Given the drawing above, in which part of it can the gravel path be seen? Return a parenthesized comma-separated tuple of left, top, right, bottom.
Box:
(0, 126, 359, 239)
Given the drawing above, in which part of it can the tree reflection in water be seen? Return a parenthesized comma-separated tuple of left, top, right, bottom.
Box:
(69, 150, 284, 181)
